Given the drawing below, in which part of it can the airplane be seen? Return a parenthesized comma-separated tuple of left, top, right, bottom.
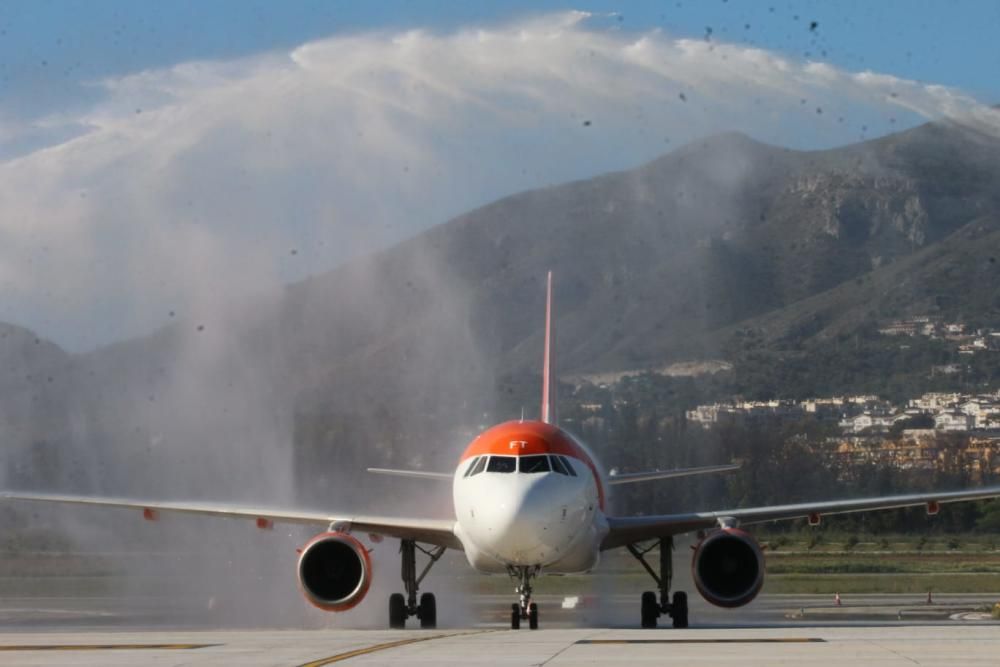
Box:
(5, 271, 1000, 630)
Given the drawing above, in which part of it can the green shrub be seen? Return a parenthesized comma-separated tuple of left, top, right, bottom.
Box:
(768, 562, 904, 574)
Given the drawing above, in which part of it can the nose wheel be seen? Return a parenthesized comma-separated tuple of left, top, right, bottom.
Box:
(508, 565, 540, 630)
(389, 539, 445, 629)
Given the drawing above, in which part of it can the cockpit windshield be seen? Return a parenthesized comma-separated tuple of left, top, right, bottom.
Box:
(486, 456, 516, 473)
(519, 455, 550, 473)
(466, 454, 576, 476)
(463, 457, 480, 477)
(549, 455, 568, 475)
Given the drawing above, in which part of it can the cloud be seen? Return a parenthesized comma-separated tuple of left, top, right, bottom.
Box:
(0, 11, 997, 351)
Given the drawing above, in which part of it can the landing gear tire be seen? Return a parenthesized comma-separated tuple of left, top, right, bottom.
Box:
(389, 593, 407, 629)
(640, 591, 658, 629)
(528, 602, 539, 630)
(419, 592, 437, 629)
(510, 603, 521, 630)
(629, 538, 692, 629)
(671, 591, 689, 629)
(396, 539, 446, 631)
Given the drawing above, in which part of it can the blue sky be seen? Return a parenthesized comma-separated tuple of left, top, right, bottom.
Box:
(2, 1, 998, 122)
(1, 2, 999, 350)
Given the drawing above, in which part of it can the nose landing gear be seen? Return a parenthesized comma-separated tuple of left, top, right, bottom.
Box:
(627, 537, 689, 628)
(508, 565, 540, 630)
(389, 539, 445, 629)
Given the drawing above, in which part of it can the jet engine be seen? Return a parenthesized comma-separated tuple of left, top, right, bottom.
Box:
(297, 532, 372, 611)
(691, 528, 764, 608)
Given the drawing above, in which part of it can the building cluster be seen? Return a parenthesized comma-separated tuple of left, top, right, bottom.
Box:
(687, 391, 1000, 481)
(828, 431, 1000, 481)
(687, 391, 1000, 434)
(878, 316, 1000, 354)
(686, 395, 878, 428)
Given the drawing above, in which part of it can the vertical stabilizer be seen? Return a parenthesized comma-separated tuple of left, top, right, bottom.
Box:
(541, 271, 555, 424)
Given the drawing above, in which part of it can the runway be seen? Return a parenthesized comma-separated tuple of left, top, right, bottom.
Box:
(2, 625, 1000, 666)
(2, 591, 996, 628)
(1, 593, 999, 665)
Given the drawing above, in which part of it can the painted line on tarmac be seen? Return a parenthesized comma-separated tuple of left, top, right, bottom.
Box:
(0, 643, 218, 651)
(579, 638, 825, 644)
(298, 630, 496, 666)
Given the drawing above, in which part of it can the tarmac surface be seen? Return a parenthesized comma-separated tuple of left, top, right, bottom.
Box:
(2, 625, 1000, 666)
(1, 594, 999, 665)
(4, 591, 997, 628)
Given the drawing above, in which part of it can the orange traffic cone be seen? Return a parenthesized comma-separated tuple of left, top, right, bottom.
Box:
(834, 592, 841, 607)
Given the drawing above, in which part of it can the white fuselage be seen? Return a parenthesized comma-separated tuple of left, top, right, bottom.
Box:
(452, 454, 609, 574)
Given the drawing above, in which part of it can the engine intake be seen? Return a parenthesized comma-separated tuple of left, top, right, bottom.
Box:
(297, 532, 372, 612)
(691, 528, 764, 608)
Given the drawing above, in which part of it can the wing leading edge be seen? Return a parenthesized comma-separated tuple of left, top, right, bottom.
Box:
(0, 491, 462, 550)
(601, 485, 1000, 550)
(366, 468, 453, 481)
(608, 463, 741, 486)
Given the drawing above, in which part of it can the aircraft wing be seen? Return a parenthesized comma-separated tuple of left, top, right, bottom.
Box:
(608, 463, 741, 485)
(601, 484, 1000, 550)
(367, 468, 453, 481)
(0, 491, 462, 550)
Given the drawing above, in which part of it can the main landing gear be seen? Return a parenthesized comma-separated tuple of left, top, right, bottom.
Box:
(627, 536, 689, 629)
(508, 565, 540, 630)
(389, 539, 445, 629)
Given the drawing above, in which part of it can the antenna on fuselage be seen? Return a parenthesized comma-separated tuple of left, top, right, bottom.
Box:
(541, 270, 556, 425)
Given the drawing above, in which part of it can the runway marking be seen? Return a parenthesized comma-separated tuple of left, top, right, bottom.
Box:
(578, 638, 826, 644)
(298, 630, 494, 666)
(0, 643, 218, 651)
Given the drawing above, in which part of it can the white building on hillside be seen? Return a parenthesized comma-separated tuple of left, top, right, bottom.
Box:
(934, 411, 973, 432)
(910, 393, 961, 411)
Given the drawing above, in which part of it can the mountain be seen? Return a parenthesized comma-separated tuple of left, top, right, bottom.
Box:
(3, 120, 1000, 508)
(279, 121, 1000, 387)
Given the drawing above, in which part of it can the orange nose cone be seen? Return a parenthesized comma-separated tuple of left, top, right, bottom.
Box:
(460, 420, 578, 461)
(460, 420, 606, 511)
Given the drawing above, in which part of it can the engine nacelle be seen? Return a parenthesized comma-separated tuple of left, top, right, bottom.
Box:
(297, 532, 372, 612)
(691, 528, 764, 608)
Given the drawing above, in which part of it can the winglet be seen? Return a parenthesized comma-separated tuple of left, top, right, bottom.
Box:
(541, 271, 555, 424)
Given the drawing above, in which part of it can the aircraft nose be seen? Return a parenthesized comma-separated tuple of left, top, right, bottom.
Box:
(473, 477, 561, 563)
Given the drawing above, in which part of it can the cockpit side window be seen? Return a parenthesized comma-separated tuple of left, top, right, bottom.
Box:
(463, 456, 480, 477)
(549, 455, 568, 475)
(486, 456, 516, 473)
(560, 456, 578, 476)
(519, 455, 550, 473)
(470, 456, 488, 476)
